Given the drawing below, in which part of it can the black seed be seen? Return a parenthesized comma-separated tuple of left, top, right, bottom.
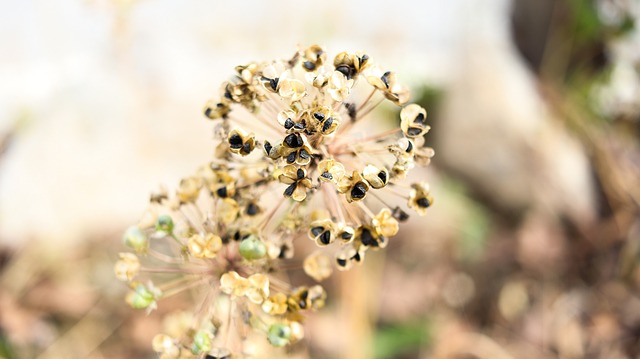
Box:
(264, 141, 273, 154)
(377, 170, 387, 184)
(299, 149, 310, 159)
(228, 134, 243, 149)
(286, 152, 296, 163)
(313, 112, 325, 121)
(284, 133, 304, 148)
(392, 206, 410, 222)
(361, 54, 369, 61)
(298, 298, 307, 309)
(381, 72, 391, 88)
(294, 122, 306, 130)
(322, 117, 333, 133)
(360, 228, 377, 247)
(270, 77, 279, 91)
(417, 197, 431, 208)
(336, 65, 351, 79)
(284, 183, 297, 197)
(351, 182, 367, 199)
(414, 112, 426, 125)
(303, 61, 316, 71)
(352, 252, 361, 262)
(204, 107, 212, 118)
(311, 226, 325, 237)
(341, 231, 353, 240)
(321, 172, 333, 180)
(297, 168, 305, 179)
(407, 127, 423, 137)
(224, 91, 232, 100)
(246, 203, 259, 216)
(216, 186, 228, 198)
(319, 231, 332, 245)
(337, 258, 348, 267)
(405, 140, 413, 153)
(284, 118, 294, 129)
(242, 142, 252, 154)
(233, 231, 241, 241)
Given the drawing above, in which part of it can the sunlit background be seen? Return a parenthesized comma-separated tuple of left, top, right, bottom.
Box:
(1, 0, 640, 358)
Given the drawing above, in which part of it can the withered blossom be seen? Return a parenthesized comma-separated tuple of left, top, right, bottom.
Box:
(117, 45, 434, 357)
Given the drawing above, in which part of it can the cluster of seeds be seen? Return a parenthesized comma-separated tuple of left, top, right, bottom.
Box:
(116, 45, 434, 358)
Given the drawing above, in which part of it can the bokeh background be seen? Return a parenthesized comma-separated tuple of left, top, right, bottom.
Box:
(1, 0, 640, 358)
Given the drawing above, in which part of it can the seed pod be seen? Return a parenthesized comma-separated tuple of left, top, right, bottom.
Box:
(114, 253, 140, 281)
(400, 104, 429, 137)
(308, 219, 335, 246)
(191, 330, 212, 354)
(335, 244, 365, 271)
(262, 293, 288, 315)
(408, 182, 433, 215)
(203, 100, 230, 120)
(339, 171, 370, 202)
(239, 235, 267, 260)
(336, 225, 355, 244)
(278, 165, 312, 201)
(155, 214, 174, 234)
(303, 252, 333, 281)
(288, 286, 311, 311)
(218, 198, 240, 224)
(317, 159, 346, 183)
(278, 78, 307, 101)
(246, 273, 270, 304)
(372, 208, 399, 237)
(123, 226, 148, 253)
(334, 52, 357, 79)
(267, 323, 292, 347)
(177, 176, 202, 203)
(356, 225, 387, 249)
(188, 233, 223, 259)
(301, 44, 326, 72)
(362, 164, 389, 189)
(391, 206, 410, 222)
(227, 128, 256, 156)
(126, 282, 161, 310)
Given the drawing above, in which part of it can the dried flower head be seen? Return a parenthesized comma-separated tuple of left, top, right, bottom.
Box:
(117, 45, 434, 357)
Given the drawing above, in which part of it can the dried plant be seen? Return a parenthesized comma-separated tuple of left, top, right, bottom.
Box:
(115, 45, 434, 358)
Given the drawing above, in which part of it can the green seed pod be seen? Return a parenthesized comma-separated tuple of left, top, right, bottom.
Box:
(126, 283, 159, 309)
(123, 226, 148, 253)
(155, 214, 174, 234)
(267, 323, 291, 347)
(239, 235, 267, 260)
(191, 330, 212, 354)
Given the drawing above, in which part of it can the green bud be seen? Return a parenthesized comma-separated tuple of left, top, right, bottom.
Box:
(155, 214, 174, 234)
(267, 323, 291, 347)
(123, 226, 148, 253)
(191, 330, 212, 354)
(239, 235, 267, 260)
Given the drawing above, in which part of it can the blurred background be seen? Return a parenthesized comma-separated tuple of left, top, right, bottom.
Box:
(1, 0, 640, 358)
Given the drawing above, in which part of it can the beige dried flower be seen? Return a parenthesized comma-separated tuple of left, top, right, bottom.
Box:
(117, 44, 435, 357)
